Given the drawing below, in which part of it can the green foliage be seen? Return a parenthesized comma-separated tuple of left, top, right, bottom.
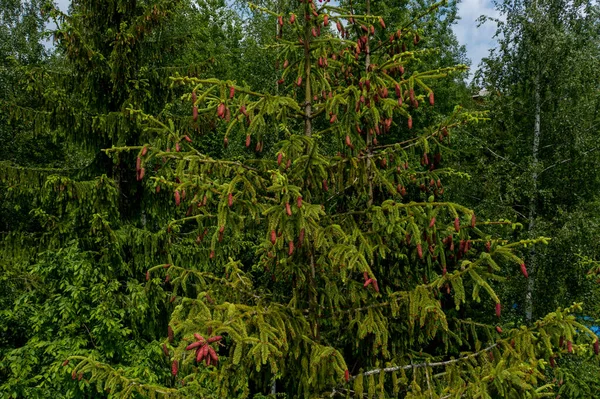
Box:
(1, 0, 599, 398)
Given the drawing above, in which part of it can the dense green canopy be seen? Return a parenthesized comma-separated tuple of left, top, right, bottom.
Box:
(1, 0, 600, 398)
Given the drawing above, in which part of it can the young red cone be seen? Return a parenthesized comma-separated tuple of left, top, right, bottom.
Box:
(495, 302, 501, 318)
(208, 346, 218, 363)
(207, 335, 222, 343)
(345, 135, 353, 149)
(520, 263, 529, 278)
(217, 103, 225, 118)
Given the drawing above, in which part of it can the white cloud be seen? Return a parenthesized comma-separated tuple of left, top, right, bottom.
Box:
(55, 0, 70, 11)
(453, 0, 502, 79)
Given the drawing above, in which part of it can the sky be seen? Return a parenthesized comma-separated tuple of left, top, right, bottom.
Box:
(51, 0, 499, 78)
(452, 0, 501, 77)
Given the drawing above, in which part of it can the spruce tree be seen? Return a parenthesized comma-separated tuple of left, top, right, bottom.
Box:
(1, 0, 598, 398)
(61, 1, 600, 398)
(0, 0, 235, 396)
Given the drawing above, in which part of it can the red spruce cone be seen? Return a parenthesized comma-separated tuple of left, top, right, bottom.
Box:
(495, 302, 501, 318)
(207, 335, 222, 343)
(520, 263, 529, 278)
(208, 346, 218, 363)
(344, 369, 350, 382)
(345, 135, 353, 149)
(373, 280, 379, 293)
(171, 360, 178, 376)
(186, 341, 204, 351)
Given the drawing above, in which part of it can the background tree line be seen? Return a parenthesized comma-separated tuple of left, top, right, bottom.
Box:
(1, 0, 600, 397)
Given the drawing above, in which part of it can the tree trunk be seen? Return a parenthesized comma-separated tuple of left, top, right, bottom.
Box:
(526, 72, 541, 322)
